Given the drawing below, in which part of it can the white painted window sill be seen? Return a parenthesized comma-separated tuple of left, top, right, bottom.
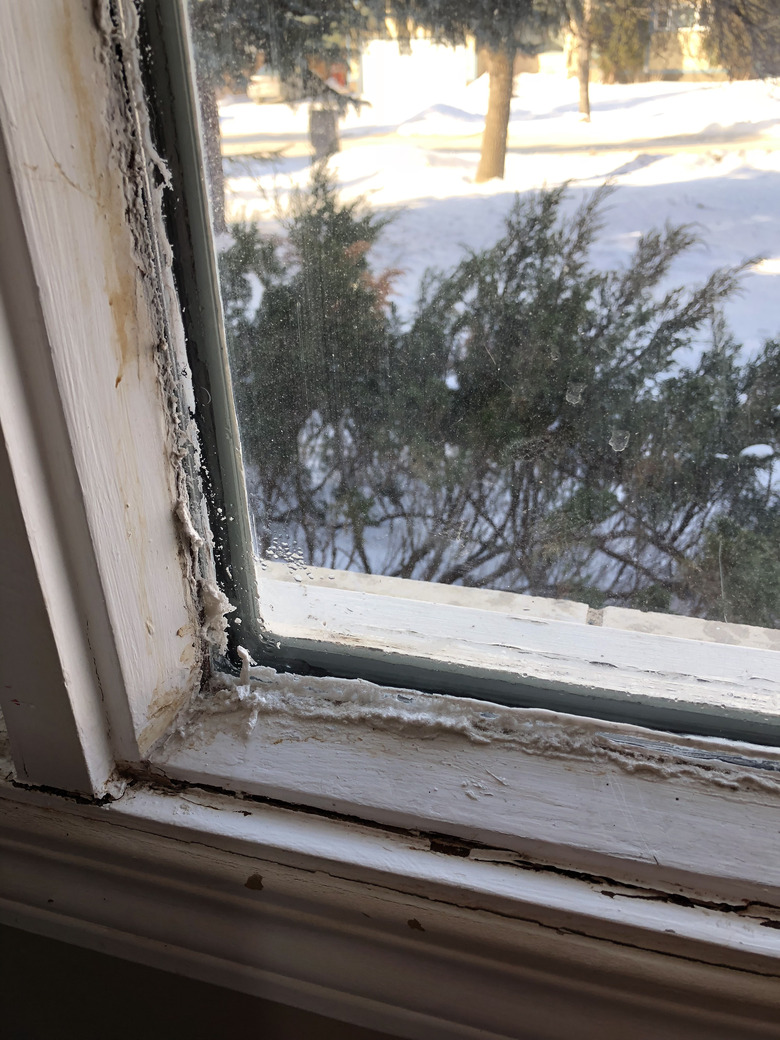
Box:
(258, 562, 780, 743)
(151, 666, 780, 902)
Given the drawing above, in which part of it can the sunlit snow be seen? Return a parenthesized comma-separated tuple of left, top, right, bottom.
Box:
(220, 73, 780, 353)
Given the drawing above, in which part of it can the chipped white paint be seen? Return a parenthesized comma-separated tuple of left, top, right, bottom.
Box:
(0, 0, 206, 788)
(260, 560, 590, 622)
(182, 667, 780, 776)
(3, 778, 780, 1040)
(257, 566, 780, 733)
(156, 667, 780, 904)
(199, 580, 235, 654)
(599, 605, 780, 651)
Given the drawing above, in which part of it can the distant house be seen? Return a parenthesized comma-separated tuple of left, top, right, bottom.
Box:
(645, 3, 726, 81)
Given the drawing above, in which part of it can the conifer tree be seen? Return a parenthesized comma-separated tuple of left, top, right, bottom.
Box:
(219, 172, 779, 624)
(699, 0, 780, 79)
(188, 0, 384, 224)
(590, 0, 650, 84)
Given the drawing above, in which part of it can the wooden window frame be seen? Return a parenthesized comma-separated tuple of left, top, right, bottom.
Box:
(2, 4, 780, 1037)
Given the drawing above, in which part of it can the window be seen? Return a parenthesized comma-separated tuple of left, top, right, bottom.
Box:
(2, 5, 780, 1037)
(141, 0, 780, 742)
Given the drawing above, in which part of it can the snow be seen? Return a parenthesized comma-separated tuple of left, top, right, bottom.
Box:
(396, 75, 780, 143)
(219, 74, 780, 353)
(740, 443, 775, 458)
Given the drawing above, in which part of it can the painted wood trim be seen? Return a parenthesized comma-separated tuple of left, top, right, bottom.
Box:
(0, 106, 115, 793)
(1, 780, 780, 1040)
(258, 566, 780, 744)
(0, 0, 204, 788)
(153, 667, 780, 906)
(262, 561, 780, 650)
(0, 357, 106, 794)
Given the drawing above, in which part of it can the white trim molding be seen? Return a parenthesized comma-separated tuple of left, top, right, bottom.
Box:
(154, 667, 780, 905)
(0, 0, 204, 792)
(258, 562, 780, 743)
(1, 777, 780, 1040)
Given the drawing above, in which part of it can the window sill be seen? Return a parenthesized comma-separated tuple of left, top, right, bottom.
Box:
(2, 760, 780, 1040)
(258, 563, 780, 745)
(151, 667, 780, 904)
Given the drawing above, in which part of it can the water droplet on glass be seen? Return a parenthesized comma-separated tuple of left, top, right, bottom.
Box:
(609, 429, 630, 452)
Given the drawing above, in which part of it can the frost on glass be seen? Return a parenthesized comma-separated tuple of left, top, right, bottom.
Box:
(189, 1, 780, 630)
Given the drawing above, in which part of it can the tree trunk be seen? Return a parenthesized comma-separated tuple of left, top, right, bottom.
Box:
(396, 17, 413, 56)
(572, 0, 592, 123)
(309, 107, 340, 159)
(475, 45, 516, 184)
(576, 30, 591, 121)
(196, 70, 226, 233)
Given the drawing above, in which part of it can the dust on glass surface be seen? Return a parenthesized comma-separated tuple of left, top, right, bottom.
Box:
(188, 1, 780, 630)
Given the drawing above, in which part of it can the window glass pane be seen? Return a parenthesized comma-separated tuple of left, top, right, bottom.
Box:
(188, 1, 779, 632)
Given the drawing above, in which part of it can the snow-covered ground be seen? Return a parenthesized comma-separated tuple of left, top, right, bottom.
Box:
(219, 74, 780, 353)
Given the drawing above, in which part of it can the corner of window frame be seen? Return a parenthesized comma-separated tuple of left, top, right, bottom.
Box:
(0, 0, 212, 794)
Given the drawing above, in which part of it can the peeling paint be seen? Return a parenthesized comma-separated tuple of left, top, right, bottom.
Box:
(200, 581, 236, 656)
(166, 665, 780, 795)
(175, 499, 205, 555)
(95, 0, 233, 663)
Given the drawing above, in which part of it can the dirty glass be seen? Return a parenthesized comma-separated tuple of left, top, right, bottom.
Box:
(187, 0, 780, 631)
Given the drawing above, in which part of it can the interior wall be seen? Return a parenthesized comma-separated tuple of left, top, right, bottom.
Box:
(0, 924, 400, 1040)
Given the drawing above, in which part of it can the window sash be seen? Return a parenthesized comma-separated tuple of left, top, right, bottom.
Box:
(142, 0, 261, 655)
(258, 561, 780, 743)
(140, 0, 780, 746)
